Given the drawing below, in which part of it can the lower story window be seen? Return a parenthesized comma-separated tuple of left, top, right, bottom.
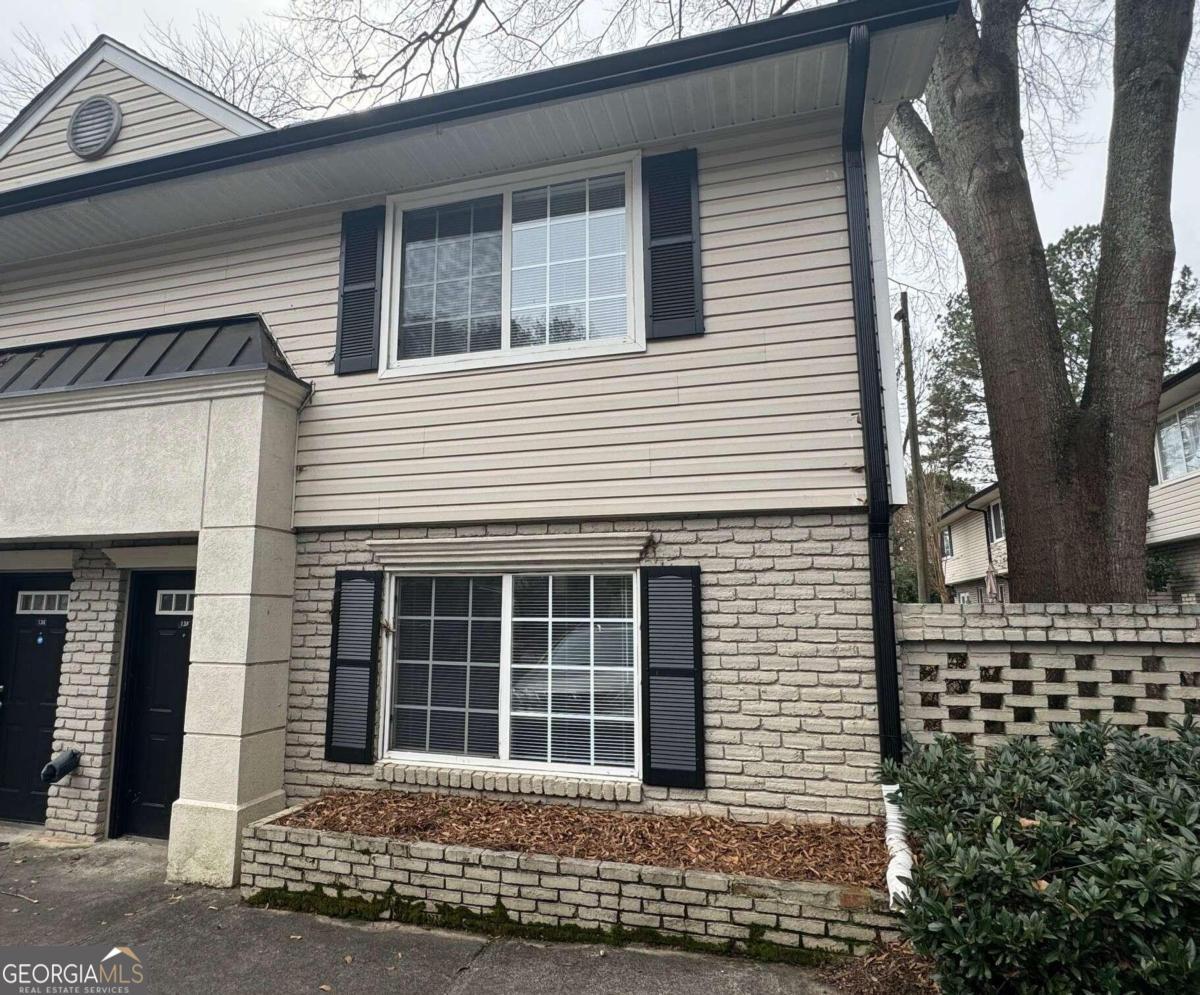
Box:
(386, 572, 637, 774)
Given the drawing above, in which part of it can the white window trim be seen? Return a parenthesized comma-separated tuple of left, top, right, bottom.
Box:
(1153, 397, 1200, 487)
(378, 151, 646, 380)
(988, 501, 1005, 541)
(155, 590, 195, 615)
(377, 569, 643, 781)
(15, 591, 70, 614)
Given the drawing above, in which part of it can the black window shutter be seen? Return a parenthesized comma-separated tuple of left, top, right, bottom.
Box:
(334, 207, 386, 374)
(640, 565, 705, 788)
(324, 571, 384, 764)
(642, 149, 704, 340)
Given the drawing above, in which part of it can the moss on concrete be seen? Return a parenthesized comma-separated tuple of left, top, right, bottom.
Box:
(243, 886, 839, 967)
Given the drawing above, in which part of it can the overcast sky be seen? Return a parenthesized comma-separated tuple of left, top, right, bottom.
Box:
(5, 1, 1199, 312)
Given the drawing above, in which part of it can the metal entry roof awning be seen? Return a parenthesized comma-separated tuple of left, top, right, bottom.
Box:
(0, 315, 305, 399)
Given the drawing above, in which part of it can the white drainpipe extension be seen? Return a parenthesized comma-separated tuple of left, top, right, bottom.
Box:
(882, 783, 912, 910)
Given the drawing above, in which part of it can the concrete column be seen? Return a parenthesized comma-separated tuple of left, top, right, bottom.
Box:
(167, 386, 302, 886)
(44, 550, 126, 839)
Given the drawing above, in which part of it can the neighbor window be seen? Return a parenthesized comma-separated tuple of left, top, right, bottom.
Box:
(940, 527, 954, 558)
(386, 573, 636, 774)
(1156, 401, 1200, 481)
(988, 501, 1005, 541)
(387, 162, 638, 371)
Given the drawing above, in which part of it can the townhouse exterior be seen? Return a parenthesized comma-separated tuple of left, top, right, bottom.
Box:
(0, 0, 955, 887)
(940, 359, 1200, 604)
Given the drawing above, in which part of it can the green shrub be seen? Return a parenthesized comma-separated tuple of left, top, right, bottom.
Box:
(883, 722, 1200, 994)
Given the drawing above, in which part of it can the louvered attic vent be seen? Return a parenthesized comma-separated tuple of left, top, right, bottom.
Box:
(67, 95, 122, 159)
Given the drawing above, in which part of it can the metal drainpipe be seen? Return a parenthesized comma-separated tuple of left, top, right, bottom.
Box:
(841, 22, 903, 767)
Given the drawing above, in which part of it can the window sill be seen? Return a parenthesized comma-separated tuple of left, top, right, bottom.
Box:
(1151, 469, 1200, 491)
(374, 758, 643, 803)
(379, 338, 645, 380)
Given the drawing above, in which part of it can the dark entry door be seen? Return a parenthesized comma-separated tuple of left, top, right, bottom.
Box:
(0, 574, 71, 824)
(113, 571, 195, 839)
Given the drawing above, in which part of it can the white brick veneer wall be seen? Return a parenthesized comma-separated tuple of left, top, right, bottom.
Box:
(44, 549, 127, 838)
(285, 514, 882, 822)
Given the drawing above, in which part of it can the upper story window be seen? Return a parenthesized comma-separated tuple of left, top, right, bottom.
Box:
(988, 501, 1005, 541)
(384, 156, 643, 376)
(940, 526, 954, 558)
(1156, 400, 1200, 482)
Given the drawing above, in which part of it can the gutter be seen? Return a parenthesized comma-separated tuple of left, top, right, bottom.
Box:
(841, 21, 910, 909)
(0, 0, 959, 219)
(842, 22, 902, 767)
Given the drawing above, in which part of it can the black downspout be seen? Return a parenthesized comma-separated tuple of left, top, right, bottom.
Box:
(842, 23, 903, 766)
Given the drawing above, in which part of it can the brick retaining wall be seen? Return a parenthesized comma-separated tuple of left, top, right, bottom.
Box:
(898, 603, 1200, 747)
(240, 808, 897, 955)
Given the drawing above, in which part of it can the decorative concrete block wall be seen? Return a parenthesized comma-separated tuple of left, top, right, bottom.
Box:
(898, 604, 1200, 747)
(241, 811, 897, 954)
(286, 514, 881, 823)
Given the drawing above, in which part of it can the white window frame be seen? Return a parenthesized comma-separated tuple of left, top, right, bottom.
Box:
(1154, 398, 1200, 486)
(378, 569, 642, 781)
(378, 151, 646, 380)
(155, 590, 195, 615)
(15, 591, 69, 614)
(988, 501, 1005, 541)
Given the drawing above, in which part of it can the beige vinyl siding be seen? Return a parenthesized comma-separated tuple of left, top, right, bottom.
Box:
(0, 61, 238, 192)
(941, 511, 993, 587)
(0, 122, 864, 528)
(1148, 476, 1200, 544)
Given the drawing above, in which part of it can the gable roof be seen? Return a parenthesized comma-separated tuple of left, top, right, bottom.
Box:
(0, 35, 269, 162)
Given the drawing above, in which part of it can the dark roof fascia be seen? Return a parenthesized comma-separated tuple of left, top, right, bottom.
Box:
(0, 0, 958, 219)
(939, 481, 1000, 525)
(1162, 357, 1200, 395)
(0, 313, 308, 400)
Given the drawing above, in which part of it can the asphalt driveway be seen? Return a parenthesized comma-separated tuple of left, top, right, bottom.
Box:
(0, 824, 836, 995)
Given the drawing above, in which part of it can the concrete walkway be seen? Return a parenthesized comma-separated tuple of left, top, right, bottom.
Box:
(0, 825, 836, 995)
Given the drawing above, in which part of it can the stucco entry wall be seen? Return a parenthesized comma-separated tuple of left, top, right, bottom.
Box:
(0, 371, 307, 887)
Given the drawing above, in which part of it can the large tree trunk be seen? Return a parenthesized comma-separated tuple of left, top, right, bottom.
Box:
(890, 0, 1194, 602)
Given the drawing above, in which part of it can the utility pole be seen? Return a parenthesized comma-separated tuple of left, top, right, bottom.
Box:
(897, 292, 929, 603)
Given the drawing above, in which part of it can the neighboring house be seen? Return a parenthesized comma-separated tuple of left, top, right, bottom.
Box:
(938, 483, 1009, 605)
(940, 360, 1200, 604)
(0, 2, 955, 888)
(1147, 358, 1200, 596)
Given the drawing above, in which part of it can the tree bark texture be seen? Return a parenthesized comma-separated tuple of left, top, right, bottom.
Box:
(890, 0, 1194, 602)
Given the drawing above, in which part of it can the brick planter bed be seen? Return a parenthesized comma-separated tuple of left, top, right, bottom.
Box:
(240, 793, 899, 957)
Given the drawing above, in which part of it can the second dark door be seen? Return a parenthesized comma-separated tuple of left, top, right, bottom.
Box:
(113, 571, 195, 839)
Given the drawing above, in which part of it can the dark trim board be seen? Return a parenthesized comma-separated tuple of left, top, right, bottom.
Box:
(841, 23, 903, 766)
(0, 0, 957, 218)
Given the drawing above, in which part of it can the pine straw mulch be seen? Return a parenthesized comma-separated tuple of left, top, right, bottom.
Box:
(820, 941, 940, 995)
(277, 790, 887, 888)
